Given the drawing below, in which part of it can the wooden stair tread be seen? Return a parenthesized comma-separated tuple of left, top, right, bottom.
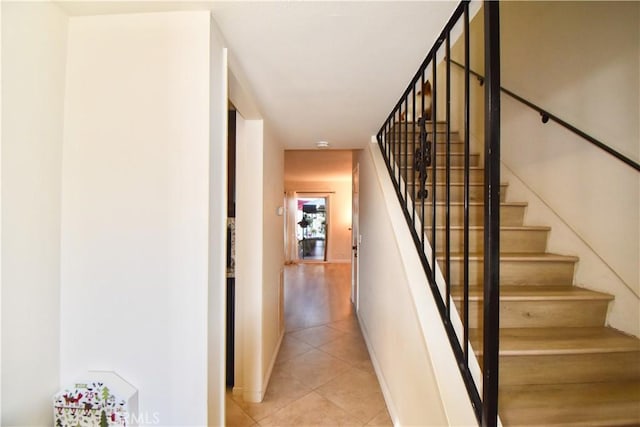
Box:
(409, 181, 508, 185)
(445, 252, 579, 262)
(397, 144, 467, 154)
(500, 381, 640, 408)
(499, 381, 640, 426)
(416, 201, 528, 207)
(452, 285, 614, 301)
(429, 225, 550, 231)
(408, 180, 509, 189)
(390, 126, 453, 131)
(390, 130, 456, 135)
(398, 138, 466, 144)
(384, 126, 639, 426)
(400, 165, 482, 170)
(398, 153, 472, 157)
(407, 168, 483, 173)
(470, 327, 640, 356)
(395, 119, 447, 123)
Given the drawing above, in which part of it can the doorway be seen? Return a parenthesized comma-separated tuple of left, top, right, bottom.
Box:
(296, 197, 328, 261)
(351, 164, 360, 309)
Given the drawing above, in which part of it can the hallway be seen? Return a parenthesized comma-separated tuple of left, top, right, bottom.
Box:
(226, 263, 392, 426)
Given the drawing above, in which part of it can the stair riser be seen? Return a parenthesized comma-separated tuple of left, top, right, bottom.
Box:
(400, 167, 484, 183)
(396, 142, 466, 154)
(386, 126, 460, 143)
(387, 134, 461, 144)
(497, 352, 640, 386)
(388, 122, 449, 132)
(414, 204, 526, 226)
(407, 183, 507, 202)
(429, 228, 548, 254)
(458, 299, 609, 329)
(446, 259, 576, 286)
(393, 153, 480, 167)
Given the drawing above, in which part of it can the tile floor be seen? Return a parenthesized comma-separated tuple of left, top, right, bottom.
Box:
(226, 263, 392, 426)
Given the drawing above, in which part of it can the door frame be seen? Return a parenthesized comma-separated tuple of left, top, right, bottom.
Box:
(295, 193, 331, 263)
(351, 164, 360, 309)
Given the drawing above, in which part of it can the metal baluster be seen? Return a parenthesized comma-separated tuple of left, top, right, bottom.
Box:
(482, 2, 501, 426)
(431, 58, 438, 274)
(445, 33, 452, 319)
(387, 120, 392, 164)
(463, 0, 471, 367)
(411, 84, 417, 227)
(401, 101, 404, 196)
(391, 114, 395, 177)
(420, 72, 426, 248)
(404, 91, 410, 205)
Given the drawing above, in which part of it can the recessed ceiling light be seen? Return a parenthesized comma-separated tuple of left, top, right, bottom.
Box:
(316, 141, 330, 149)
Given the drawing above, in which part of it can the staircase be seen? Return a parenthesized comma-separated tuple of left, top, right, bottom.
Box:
(390, 121, 640, 426)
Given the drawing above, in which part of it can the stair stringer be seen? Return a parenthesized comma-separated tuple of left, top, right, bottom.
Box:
(357, 143, 488, 427)
(502, 163, 640, 337)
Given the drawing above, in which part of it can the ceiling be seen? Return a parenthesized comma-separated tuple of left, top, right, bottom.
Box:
(57, 1, 458, 150)
(285, 150, 353, 183)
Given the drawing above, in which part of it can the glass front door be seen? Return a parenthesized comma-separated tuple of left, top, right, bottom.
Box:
(296, 197, 327, 261)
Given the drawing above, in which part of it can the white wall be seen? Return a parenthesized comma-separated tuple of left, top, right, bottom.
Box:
(207, 16, 228, 426)
(449, 5, 485, 164)
(235, 115, 265, 403)
(234, 116, 285, 403)
(60, 11, 215, 425)
(357, 144, 477, 426)
(230, 49, 285, 401)
(499, 2, 640, 334)
(261, 123, 285, 388)
(1, 2, 68, 424)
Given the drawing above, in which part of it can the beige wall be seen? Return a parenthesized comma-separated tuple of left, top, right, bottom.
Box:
(234, 115, 285, 403)
(449, 6, 485, 163)
(449, 3, 639, 335)
(1, 2, 68, 423)
(235, 115, 265, 402)
(60, 11, 214, 424)
(357, 144, 477, 426)
(500, 1, 639, 334)
(208, 16, 229, 425)
(261, 122, 286, 388)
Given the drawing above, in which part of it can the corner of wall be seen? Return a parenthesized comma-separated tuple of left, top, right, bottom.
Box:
(1, 1, 68, 423)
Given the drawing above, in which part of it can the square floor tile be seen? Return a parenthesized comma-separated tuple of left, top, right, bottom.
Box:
(258, 391, 362, 426)
(327, 316, 363, 336)
(318, 335, 371, 368)
(366, 408, 393, 426)
(225, 392, 256, 427)
(276, 334, 313, 364)
(231, 368, 312, 422)
(278, 348, 351, 389)
(290, 325, 347, 347)
(316, 368, 388, 423)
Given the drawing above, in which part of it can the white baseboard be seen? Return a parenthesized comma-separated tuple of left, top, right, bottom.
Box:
(261, 328, 285, 396)
(240, 330, 285, 403)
